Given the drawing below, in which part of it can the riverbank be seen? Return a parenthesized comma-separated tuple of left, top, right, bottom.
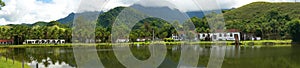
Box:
(134, 40, 292, 45)
(0, 57, 30, 68)
(242, 40, 292, 45)
(0, 40, 292, 48)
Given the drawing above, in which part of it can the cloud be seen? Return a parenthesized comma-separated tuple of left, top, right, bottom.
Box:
(0, 0, 297, 25)
(128, 0, 296, 12)
(0, 0, 80, 25)
(76, 0, 108, 12)
(110, 0, 296, 11)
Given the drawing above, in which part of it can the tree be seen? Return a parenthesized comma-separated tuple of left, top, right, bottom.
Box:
(0, 26, 12, 39)
(11, 25, 30, 44)
(286, 20, 300, 43)
(0, 0, 5, 10)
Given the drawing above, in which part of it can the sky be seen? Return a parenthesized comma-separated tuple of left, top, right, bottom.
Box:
(0, 0, 297, 25)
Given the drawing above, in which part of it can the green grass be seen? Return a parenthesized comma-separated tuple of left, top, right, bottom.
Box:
(242, 40, 292, 45)
(0, 57, 31, 68)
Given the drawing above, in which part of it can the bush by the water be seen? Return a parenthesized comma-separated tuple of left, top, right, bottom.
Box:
(164, 38, 175, 42)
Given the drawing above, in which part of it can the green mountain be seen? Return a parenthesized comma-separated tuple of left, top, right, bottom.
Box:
(97, 7, 126, 28)
(96, 6, 177, 40)
(223, 2, 299, 21)
(223, 2, 300, 40)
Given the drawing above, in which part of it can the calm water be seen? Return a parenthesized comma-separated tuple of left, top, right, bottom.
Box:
(1, 45, 300, 68)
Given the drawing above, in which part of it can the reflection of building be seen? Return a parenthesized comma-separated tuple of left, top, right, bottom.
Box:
(136, 38, 150, 42)
(25, 39, 65, 44)
(199, 29, 241, 41)
(116, 38, 129, 43)
(171, 34, 183, 41)
(0, 39, 14, 45)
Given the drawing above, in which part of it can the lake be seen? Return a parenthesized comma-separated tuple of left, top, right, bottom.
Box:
(0, 44, 300, 68)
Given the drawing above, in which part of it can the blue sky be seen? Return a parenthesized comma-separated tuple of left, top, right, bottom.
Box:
(0, 0, 296, 25)
(36, 0, 53, 3)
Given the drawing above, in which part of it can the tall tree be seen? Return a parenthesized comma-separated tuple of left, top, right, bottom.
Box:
(11, 25, 30, 44)
(286, 20, 300, 43)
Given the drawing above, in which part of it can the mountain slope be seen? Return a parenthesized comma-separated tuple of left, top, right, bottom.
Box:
(222, 2, 300, 39)
(57, 11, 103, 26)
(223, 2, 300, 21)
(57, 13, 75, 24)
(97, 5, 190, 28)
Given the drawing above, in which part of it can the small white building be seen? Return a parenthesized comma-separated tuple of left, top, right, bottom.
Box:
(199, 29, 241, 41)
(199, 32, 241, 41)
(171, 29, 241, 41)
(25, 39, 65, 44)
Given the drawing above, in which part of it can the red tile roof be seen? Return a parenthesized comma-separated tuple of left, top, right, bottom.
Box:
(0, 39, 13, 42)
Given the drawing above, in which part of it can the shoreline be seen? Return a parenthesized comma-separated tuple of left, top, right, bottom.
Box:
(0, 40, 292, 48)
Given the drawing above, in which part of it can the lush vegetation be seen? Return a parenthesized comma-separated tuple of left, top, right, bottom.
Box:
(0, 21, 72, 44)
(1, 2, 300, 44)
(286, 20, 300, 42)
(223, 2, 300, 40)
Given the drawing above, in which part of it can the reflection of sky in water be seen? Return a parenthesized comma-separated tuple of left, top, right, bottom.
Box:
(28, 57, 74, 68)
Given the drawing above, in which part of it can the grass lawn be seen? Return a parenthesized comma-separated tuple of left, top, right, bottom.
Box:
(242, 40, 292, 45)
(0, 57, 30, 68)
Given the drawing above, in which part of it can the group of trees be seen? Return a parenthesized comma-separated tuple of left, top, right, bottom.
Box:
(0, 21, 72, 44)
(286, 20, 300, 42)
(225, 10, 291, 40)
(223, 2, 300, 42)
(1, 2, 300, 44)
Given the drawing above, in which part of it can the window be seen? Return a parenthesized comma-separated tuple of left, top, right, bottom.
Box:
(213, 35, 217, 39)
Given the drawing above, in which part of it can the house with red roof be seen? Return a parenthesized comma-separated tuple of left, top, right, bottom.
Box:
(0, 39, 14, 45)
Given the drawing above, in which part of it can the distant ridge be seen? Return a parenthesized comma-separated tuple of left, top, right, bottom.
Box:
(57, 11, 103, 25)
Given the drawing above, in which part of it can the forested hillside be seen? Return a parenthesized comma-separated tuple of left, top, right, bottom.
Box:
(223, 2, 300, 40)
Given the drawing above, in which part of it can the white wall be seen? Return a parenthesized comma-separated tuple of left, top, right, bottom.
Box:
(199, 32, 240, 41)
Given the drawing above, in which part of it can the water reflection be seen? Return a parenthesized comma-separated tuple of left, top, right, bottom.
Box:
(0, 45, 299, 68)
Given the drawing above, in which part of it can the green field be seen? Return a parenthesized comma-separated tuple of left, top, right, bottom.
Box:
(242, 40, 292, 45)
(0, 57, 30, 68)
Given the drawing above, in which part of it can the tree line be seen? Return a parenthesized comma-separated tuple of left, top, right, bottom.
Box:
(1, 2, 300, 44)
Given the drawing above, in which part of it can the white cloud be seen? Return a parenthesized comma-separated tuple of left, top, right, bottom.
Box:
(128, 0, 295, 12)
(76, 0, 108, 12)
(0, 0, 296, 25)
(101, 0, 296, 12)
(0, 0, 80, 25)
